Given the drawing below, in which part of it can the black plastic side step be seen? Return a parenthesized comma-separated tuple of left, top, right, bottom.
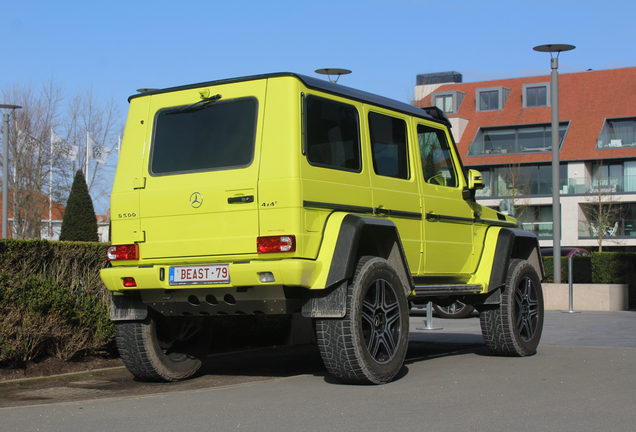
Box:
(413, 284, 482, 296)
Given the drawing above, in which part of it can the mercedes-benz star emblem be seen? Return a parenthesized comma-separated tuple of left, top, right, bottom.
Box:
(189, 192, 203, 208)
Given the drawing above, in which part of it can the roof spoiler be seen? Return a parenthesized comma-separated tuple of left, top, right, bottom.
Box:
(421, 106, 452, 128)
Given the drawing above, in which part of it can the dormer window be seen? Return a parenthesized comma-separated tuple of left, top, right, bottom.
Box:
(431, 90, 465, 114)
(476, 87, 510, 112)
(468, 122, 569, 156)
(597, 117, 636, 148)
(523, 83, 550, 108)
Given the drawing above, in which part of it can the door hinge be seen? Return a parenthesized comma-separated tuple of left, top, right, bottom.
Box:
(133, 231, 146, 243)
(133, 177, 146, 189)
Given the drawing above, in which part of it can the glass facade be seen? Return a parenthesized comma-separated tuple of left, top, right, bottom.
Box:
(597, 118, 636, 149)
(518, 206, 553, 238)
(579, 203, 636, 238)
(475, 164, 567, 197)
(468, 123, 569, 156)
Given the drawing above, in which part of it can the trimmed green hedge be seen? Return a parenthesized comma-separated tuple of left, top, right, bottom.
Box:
(0, 239, 295, 366)
(0, 239, 113, 364)
(542, 256, 592, 284)
(542, 252, 635, 309)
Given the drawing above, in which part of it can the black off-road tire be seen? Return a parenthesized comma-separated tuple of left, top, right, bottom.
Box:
(480, 259, 544, 356)
(115, 311, 211, 382)
(433, 301, 475, 319)
(315, 256, 409, 385)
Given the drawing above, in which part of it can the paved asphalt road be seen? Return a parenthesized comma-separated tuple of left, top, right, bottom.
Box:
(1, 310, 635, 432)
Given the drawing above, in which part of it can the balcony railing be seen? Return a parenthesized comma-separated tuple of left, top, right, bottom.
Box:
(475, 175, 636, 198)
(521, 221, 553, 238)
(566, 176, 636, 194)
(578, 219, 636, 238)
(596, 133, 636, 149)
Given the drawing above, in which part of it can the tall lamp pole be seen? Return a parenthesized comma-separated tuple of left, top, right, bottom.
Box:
(533, 44, 575, 284)
(1, 104, 22, 238)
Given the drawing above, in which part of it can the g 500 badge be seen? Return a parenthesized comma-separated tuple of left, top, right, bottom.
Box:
(118, 212, 137, 218)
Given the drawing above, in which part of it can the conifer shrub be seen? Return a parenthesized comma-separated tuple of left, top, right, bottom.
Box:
(60, 170, 98, 242)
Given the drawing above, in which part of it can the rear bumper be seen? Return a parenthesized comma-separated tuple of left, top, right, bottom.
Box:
(100, 259, 322, 292)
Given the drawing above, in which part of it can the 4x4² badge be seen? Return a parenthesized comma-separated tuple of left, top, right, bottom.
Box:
(190, 192, 203, 208)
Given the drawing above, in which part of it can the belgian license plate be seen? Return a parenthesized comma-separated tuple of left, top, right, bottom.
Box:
(169, 264, 230, 285)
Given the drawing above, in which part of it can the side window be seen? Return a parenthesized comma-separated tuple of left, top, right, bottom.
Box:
(368, 112, 409, 179)
(305, 96, 361, 171)
(418, 124, 457, 187)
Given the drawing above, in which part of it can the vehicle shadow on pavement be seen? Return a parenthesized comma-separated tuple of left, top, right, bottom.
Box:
(319, 341, 490, 385)
(198, 345, 326, 379)
(199, 340, 489, 384)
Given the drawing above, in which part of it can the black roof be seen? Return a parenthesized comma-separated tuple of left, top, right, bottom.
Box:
(129, 72, 446, 126)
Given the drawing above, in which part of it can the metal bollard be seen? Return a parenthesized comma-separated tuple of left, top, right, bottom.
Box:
(562, 254, 580, 314)
(416, 301, 443, 331)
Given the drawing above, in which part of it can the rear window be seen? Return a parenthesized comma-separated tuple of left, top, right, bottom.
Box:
(150, 97, 257, 176)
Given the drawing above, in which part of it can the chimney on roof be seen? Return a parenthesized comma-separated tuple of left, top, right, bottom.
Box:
(416, 71, 462, 85)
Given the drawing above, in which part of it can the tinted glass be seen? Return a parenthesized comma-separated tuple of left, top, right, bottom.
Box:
(417, 125, 457, 187)
(151, 98, 257, 175)
(369, 112, 408, 179)
(305, 96, 361, 171)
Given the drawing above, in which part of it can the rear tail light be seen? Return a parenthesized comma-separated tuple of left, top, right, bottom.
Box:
(257, 235, 296, 253)
(107, 244, 139, 261)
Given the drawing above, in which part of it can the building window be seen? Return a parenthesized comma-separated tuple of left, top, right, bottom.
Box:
(597, 117, 636, 149)
(579, 202, 632, 238)
(523, 83, 549, 108)
(474, 163, 567, 197)
(480, 91, 498, 111)
(591, 160, 636, 193)
(468, 122, 569, 156)
(431, 91, 465, 114)
(435, 94, 453, 113)
(476, 87, 510, 112)
(517, 206, 553, 238)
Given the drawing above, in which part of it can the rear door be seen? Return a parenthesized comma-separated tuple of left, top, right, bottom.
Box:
(138, 80, 267, 260)
(365, 108, 422, 272)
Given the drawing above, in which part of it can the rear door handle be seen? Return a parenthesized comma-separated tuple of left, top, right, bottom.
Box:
(227, 195, 254, 204)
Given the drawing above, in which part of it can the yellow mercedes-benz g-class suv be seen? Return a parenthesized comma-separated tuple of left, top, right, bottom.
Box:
(101, 73, 544, 385)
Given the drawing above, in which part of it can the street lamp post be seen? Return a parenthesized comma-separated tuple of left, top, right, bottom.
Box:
(533, 44, 575, 284)
(1, 104, 22, 238)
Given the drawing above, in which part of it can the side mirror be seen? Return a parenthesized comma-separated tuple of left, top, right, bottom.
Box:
(468, 169, 485, 190)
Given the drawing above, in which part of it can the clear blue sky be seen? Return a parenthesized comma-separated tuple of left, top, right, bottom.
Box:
(3, 0, 636, 211)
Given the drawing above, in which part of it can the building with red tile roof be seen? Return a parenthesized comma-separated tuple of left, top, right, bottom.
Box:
(415, 67, 636, 251)
(0, 195, 110, 241)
